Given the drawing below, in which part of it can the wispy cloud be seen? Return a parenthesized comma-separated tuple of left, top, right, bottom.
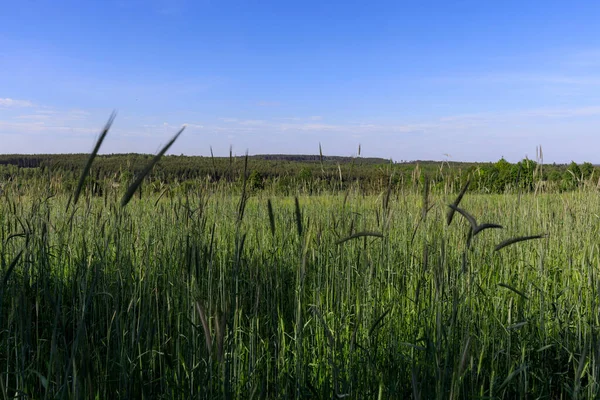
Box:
(257, 101, 280, 107)
(438, 105, 600, 122)
(432, 73, 600, 86)
(0, 105, 99, 145)
(3, 99, 600, 162)
(203, 118, 434, 137)
(278, 116, 323, 122)
(492, 73, 600, 86)
(0, 98, 34, 107)
(565, 49, 600, 68)
(12, 108, 90, 124)
(183, 123, 204, 129)
(432, 48, 600, 87)
(0, 119, 97, 136)
(239, 120, 266, 126)
(519, 105, 600, 118)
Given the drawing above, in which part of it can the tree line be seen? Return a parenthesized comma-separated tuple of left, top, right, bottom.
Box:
(0, 153, 596, 195)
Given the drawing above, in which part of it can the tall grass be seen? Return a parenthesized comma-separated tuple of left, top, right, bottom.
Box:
(0, 165, 599, 398)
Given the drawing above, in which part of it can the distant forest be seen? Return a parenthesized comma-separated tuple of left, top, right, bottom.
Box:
(0, 153, 597, 195)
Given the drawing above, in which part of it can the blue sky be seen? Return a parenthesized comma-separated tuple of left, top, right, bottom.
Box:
(1, 0, 600, 162)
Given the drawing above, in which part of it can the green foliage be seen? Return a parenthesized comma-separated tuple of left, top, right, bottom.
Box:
(248, 169, 264, 190)
(562, 161, 582, 191)
(548, 169, 562, 182)
(0, 154, 595, 195)
(297, 166, 313, 182)
(581, 161, 594, 179)
(567, 161, 582, 179)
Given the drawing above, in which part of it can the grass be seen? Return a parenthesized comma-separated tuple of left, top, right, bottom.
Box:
(0, 181, 598, 398)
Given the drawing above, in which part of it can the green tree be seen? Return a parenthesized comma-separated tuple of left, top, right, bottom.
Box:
(581, 162, 594, 179)
(494, 158, 514, 192)
(248, 170, 264, 191)
(563, 161, 581, 190)
(298, 167, 313, 182)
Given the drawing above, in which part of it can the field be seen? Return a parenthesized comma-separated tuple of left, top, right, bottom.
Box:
(1, 160, 599, 399)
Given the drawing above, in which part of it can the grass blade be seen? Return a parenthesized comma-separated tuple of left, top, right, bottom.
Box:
(495, 234, 547, 251)
(267, 199, 276, 237)
(311, 306, 335, 348)
(319, 143, 325, 174)
(447, 179, 470, 225)
(195, 301, 213, 356)
(237, 152, 249, 222)
(210, 146, 218, 179)
(422, 174, 429, 220)
(474, 222, 503, 235)
(72, 111, 116, 208)
(458, 336, 472, 375)
(574, 333, 590, 399)
(3, 249, 23, 286)
(507, 321, 528, 330)
(121, 126, 185, 207)
(448, 204, 503, 236)
(498, 283, 529, 299)
(336, 231, 384, 245)
(499, 364, 527, 390)
(294, 197, 303, 237)
(368, 309, 390, 336)
(447, 204, 478, 231)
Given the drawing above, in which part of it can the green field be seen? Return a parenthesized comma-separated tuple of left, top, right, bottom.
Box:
(1, 164, 599, 399)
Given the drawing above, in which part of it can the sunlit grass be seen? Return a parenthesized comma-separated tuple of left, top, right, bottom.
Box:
(0, 182, 598, 398)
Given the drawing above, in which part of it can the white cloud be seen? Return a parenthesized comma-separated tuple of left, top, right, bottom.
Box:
(13, 108, 91, 124)
(183, 123, 203, 129)
(239, 120, 266, 126)
(0, 106, 100, 144)
(0, 98, 34, 107)
(15, 114, 53, 121)
(0, 119, 97, 136)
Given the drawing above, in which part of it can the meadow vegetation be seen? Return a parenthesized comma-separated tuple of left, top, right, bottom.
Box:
(0, 124, 599, 398)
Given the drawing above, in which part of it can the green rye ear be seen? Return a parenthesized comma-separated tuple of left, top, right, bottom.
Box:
(121, 125, 185, 207)
(70, 111, 116, 209)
